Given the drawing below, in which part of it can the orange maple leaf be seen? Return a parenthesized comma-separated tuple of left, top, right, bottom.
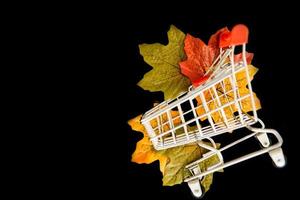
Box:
(128, 115, 168, 173)
(179, 27, 229, 82)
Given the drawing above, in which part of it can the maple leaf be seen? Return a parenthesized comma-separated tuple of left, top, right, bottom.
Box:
(178, 29, 261, 123)
(208, 27, 230, 57)
(128, 115, 168, 173)
(129, 114, 220, 192)
(138, 25, 190, 100)
(163, 143, 220, 192)
(179, 28, 229, 82)
(235, 52, 254, 64)
(196, 64, 261, 123)
(128, 110, 182, 174)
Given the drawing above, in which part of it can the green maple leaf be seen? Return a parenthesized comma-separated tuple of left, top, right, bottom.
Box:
(138, 25, 191, 100)
(163, 143, 220, 193)
(135, 26, 221, 193)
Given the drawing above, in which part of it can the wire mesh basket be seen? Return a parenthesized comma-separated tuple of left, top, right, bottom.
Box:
(141, 42, 258, 150)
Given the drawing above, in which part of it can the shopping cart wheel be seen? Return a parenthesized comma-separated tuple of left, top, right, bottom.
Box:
(187, 179, 203, 198)
(269, 147, 286, 168)
(255, 132, 270, 147)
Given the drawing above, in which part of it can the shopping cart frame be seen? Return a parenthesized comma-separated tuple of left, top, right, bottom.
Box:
(184, 119, 285, 197)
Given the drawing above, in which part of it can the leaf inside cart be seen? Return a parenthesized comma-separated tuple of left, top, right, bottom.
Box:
(195, 65, 261, 123)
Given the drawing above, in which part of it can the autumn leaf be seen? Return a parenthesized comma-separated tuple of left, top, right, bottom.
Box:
(162, 145, 200, 185)
(208, 27, 230, 56)
(179, 30, 261, 123)
(179, 28, 229, 82)
(138, 25, 191, 100)
(235, 52, 254, 64)
(232, 64, 261, 113)
(129, 114, 220, 192)
(163, 143, 221, 193)
(128, 115, 168, 173)
(199, 161, 218, 193)
(196, 64, 261, 123)
(128, 110, 182, 174)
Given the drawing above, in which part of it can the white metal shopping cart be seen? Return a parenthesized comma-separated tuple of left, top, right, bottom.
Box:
(140, 24, 286, 197)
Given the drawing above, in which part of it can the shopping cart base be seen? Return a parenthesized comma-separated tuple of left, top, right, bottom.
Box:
(185, 127, 285, 196)
(188, 179, 203, 198)
(256, 132, 270, 147)
(269, 147, 285, 168)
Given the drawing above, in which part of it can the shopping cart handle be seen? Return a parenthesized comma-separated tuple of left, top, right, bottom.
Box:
(219, 24, 249, 48)
(219, 30, 231, 48)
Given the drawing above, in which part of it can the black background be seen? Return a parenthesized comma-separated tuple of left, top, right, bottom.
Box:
(95, 7, 299, 200)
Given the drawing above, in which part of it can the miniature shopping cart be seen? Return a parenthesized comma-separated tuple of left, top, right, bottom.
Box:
(140, 24, 286, 197)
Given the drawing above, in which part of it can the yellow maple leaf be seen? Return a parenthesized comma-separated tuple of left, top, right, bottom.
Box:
(128, 115, 168, 173)
(196, 65, 261, 123)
